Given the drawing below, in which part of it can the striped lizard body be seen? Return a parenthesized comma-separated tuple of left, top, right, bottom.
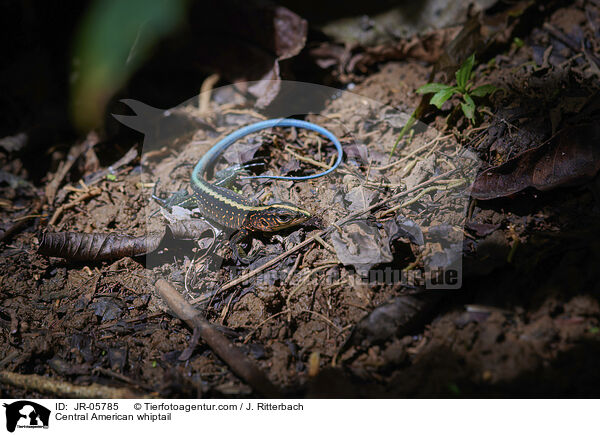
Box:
(187, 118, 342, 262)
(190, 118, 342, 233)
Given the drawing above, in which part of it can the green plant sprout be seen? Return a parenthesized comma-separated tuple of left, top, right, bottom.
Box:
(416, 54, 498, 122)
(389, 54, 497, 158)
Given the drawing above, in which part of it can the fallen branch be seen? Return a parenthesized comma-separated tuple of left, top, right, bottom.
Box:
(45, 132, 98, 205)
(155, 279, 279, 397)
(0, 370, 148, 398)
(48, 187, 101, 226)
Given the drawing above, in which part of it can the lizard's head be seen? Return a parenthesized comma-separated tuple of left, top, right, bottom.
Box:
(246, 203, 311, 232)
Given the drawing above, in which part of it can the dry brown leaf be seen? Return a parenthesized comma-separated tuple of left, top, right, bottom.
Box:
(471, 123, 600, 199)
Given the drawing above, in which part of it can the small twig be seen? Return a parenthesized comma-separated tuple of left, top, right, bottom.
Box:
(220, 108, 267, 120)
(312, 234, 335, 253)
(312, 260, 340, 267)
(543, 23, 585, 54)
(0, 199, 43, 244)
(48, 187, 101, 226)
(198, 73, 220, 114)
(219, 288, 240, 323)
(63, 185, 86, 193)
(184, 253, 199, 295)
(243, 310, 291, 344)
(301, 309, 341, 331)
(141, 147, 172, 162)
(434, 178, 465, 184)
(0, 350, 20, 369)
(221, 238, 318, 292)
(364, 160, 372, 183)
(374, 133, 449, 171)
(393, 186, 439, 210)
(178, 326, 202, 361)
(12, 213, 45, 222)
(401, 159, 419, 177)
(285, 146, 332, 170)
(0, 370, 147, 398)
(184, 227, 217, 294)
(155, 279, 279, 397)
(379, 178, 467, 217)
(283, 253, 302, 285)
(45, 132, 98, 205)
(506, 224, 520, 264)
(93, 367, 152, 391)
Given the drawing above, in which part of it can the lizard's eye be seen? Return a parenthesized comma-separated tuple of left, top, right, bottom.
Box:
(274, 213, 293, 224)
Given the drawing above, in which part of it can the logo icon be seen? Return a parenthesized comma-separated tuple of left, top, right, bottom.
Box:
(3, 401, 50, 432)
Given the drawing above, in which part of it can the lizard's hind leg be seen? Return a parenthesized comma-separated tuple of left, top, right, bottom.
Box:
(151, 179, 196, 213)
(213, 162, 265, 188)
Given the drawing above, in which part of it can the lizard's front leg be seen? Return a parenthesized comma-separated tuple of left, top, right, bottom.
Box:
(229, 228, 262, 264)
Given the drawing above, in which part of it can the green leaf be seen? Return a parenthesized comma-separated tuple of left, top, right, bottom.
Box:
(416, 82, 453, 94)
(71, 0, 186, 130)
(471, 84, 498, 97)
(455, 54, 475, 91)
(447, 383, 461, 395)
(461, 94, 476, 120)
(390, 112, 417, 157)
(430, 87, 457, 109)
(513, 37, 524, 48)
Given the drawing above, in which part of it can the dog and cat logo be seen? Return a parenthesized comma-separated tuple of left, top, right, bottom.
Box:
(3, 401, 50, 432)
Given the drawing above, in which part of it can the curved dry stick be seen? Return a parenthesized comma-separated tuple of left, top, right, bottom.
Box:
(0, 370, 147, 399)
(155, 279, 279, 397)
(0, 199, 43, 244)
